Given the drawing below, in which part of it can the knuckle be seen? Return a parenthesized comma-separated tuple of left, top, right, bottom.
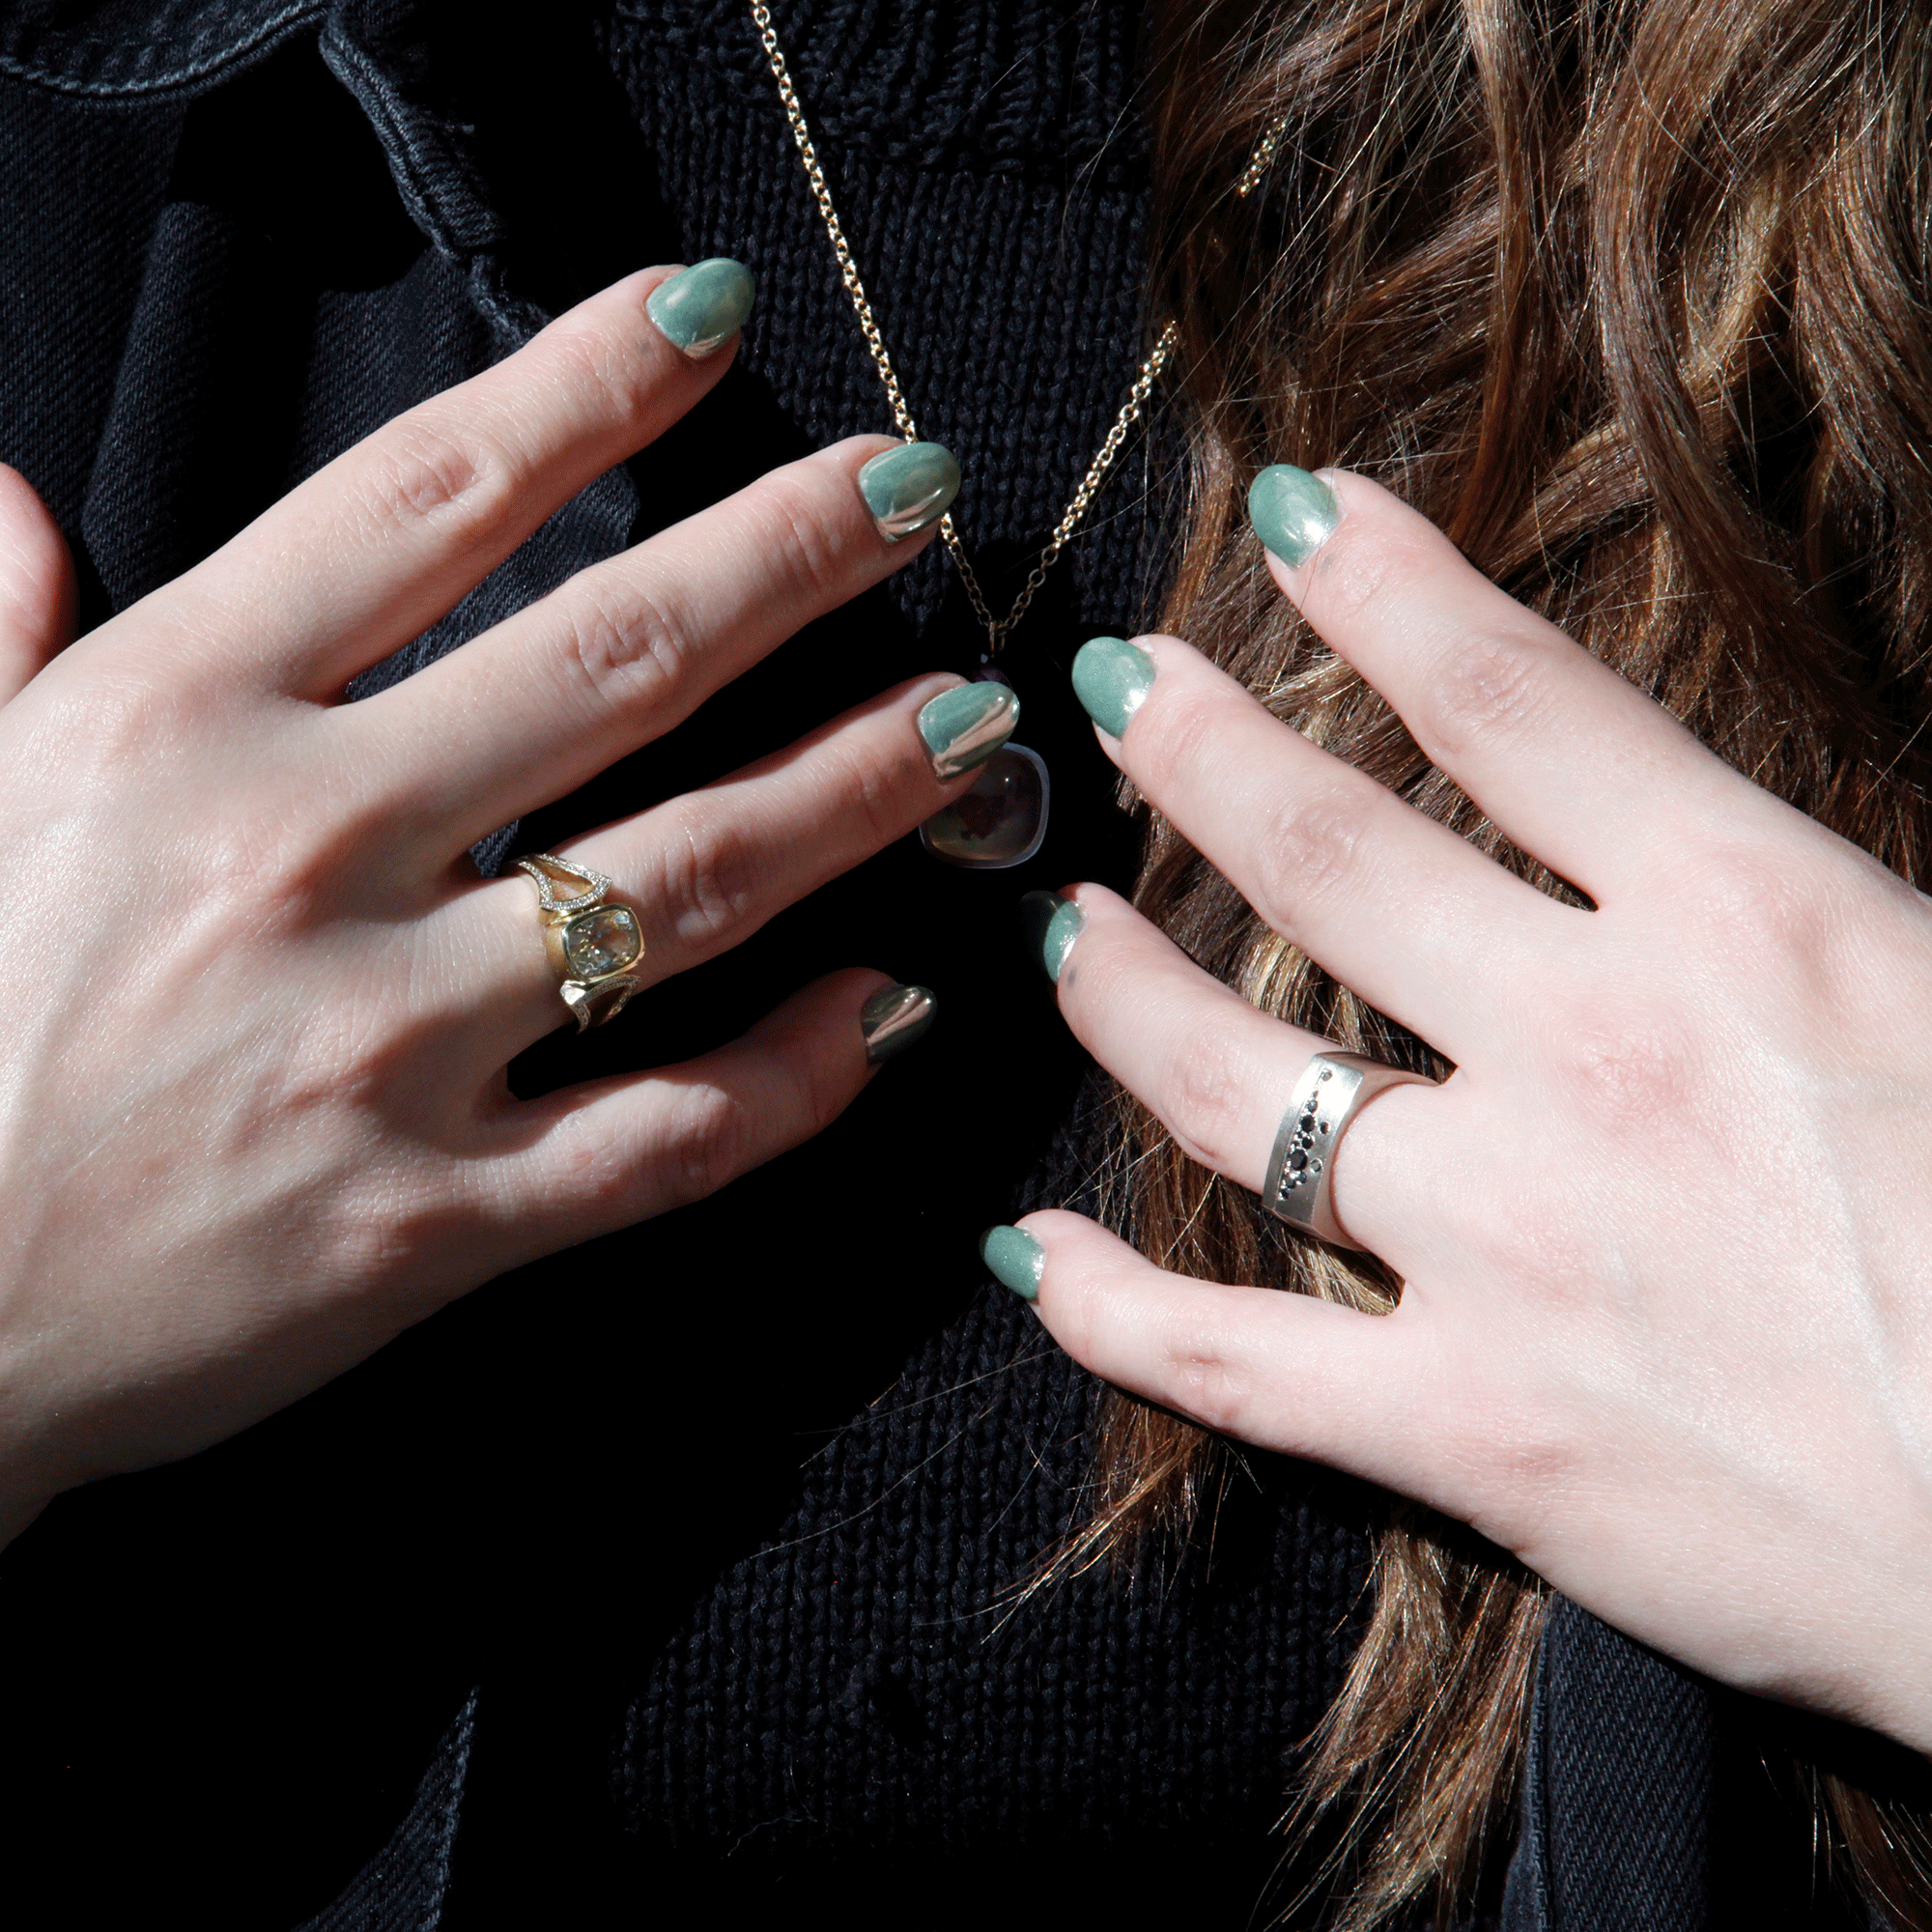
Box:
(323, 1174, 469, 1306)
(1548, 1007, 1698, 1139)
(1302, 521, 1426, 630)
(545, 317, 655, 428)
(1682, 841, 1817, 959)
(365, 414, 519, 545)
(831, 736, 907, 850)
(781, 1037, 853, 1145)
(194, 766, 350, 920)
(542, 1127, 642, 1225)
(194, 817, 332, 923)
(1156, 1024, 1257, 1174)
(124, 775, 341, 931)
(42, 668, 186, 779)
(1133, 683, 1225, 794)
(667, 1081, 753, 1204)
(554, 572, 691, 715)
(1410, 626, 1553, 762)
(1452, 1399, 1583, 1546)
(741, 470, 852, 610)
(1159, 1334, 1259, 1438)
(657, 810, 767, 953)
(1250, 781, 1376, 926)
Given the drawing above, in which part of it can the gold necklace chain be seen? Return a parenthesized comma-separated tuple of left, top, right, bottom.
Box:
(750, 0, 1288, 658)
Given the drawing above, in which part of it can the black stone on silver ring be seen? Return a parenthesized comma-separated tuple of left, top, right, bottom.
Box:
(1263, 1050, 1435, 1249)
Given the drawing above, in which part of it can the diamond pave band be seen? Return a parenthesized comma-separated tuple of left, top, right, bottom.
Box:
(515, 854, 645, 1033)
(1263, 1051, 1435, 1249)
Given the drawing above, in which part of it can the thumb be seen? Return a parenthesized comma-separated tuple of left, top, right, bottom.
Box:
(0, 465, 75, 702)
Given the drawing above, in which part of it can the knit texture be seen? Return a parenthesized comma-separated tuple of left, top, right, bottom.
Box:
(605, 0, 1172, 661)
(588, 3, 1379, 1896)
(617, 1076, 1377, 1885)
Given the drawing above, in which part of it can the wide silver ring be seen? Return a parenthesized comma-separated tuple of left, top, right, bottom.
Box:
(1264, 1050, 1435, 1249)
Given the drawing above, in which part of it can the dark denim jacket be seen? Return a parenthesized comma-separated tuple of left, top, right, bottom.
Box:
(0, 4, 1889, 1926)
(3, 0, 638, 890)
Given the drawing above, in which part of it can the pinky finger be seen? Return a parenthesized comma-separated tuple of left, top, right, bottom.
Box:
(988, 1208, 1427, 1485)
(488, 968, 933, 1250)
(0, 466, 75, 702)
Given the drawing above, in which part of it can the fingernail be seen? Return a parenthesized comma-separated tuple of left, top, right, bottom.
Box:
(1248, 465, 1341, 566)
(860, 982, 936, 1064)
(918, 682, 1019, 781)
(1020, 890, 1085, 982)
(858, 441, 960, 541)
(980, 1225, 1044, 1301)
(1070, 635, 1155, 739)
(646, 258, 756, 358)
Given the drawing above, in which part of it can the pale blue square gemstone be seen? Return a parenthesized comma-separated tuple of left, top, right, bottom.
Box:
(563, 905, 641, 978)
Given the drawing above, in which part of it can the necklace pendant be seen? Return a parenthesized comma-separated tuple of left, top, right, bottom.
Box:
(919, 662, 1050, 868)
(921, 743, 1050, 868)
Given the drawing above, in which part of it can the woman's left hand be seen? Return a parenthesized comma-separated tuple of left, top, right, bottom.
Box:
(996, 468, 1932, 1757)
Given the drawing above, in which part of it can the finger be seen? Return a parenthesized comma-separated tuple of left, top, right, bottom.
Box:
(349, 436, 950, 846)
(121, 265, 747, 696)
(993, 1209, 1432, 1488)
(444, 672, 1007, 1050)
(0, 466, 75, 702)
(1251, 466, 1763, 901)
(1079, 632, 1567, 1060)
(1033, 883, 1436, 1243)
(481, 967, 923, 1249)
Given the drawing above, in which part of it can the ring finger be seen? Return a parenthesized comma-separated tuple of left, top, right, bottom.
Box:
(1035, 882, 1440, 1253)
(446, 670, 1006, 1047)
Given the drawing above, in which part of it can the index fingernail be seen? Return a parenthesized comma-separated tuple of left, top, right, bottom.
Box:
(646, 258, 755, 358)
(1249, 465, 1340, 567)
(980, 1225, 1044, 1301)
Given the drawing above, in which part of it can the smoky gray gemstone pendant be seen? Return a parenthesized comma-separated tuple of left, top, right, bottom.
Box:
(920, 742, 1050, 868)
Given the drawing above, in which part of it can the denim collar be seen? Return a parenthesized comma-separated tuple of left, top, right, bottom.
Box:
(0, 0, 327, 99)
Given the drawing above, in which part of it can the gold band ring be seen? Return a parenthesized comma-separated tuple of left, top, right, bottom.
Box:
(514, 854, 645, 1033)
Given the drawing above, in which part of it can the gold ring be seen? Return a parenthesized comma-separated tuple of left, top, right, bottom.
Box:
(514, 853, 645, 1033)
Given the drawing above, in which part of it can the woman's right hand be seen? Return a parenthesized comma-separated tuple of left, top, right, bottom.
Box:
(0, 264, 995, 1541)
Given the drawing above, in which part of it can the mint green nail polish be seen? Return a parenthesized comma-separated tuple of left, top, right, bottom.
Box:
(860, 982, 936, 1064)
(1020, 890, 1085, 982)
(859, 441, 960, 541)
(1248, 464, 1340, 566)
(918, 682, 1019, 780)
(1071, 635, 1154, 739)
(980, 1225, 1044, 1301)
(645, 258, 755, 358)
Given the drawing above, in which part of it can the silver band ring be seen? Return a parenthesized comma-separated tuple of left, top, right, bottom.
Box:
(1264, 1050, 1435, 1249)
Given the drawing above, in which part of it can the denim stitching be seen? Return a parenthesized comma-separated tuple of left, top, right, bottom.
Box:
(318, 20, 499, 259)
(0, 2, 324, 100)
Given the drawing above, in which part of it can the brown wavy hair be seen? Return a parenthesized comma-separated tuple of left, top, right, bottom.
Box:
(1080, 0, 1932, 1922)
